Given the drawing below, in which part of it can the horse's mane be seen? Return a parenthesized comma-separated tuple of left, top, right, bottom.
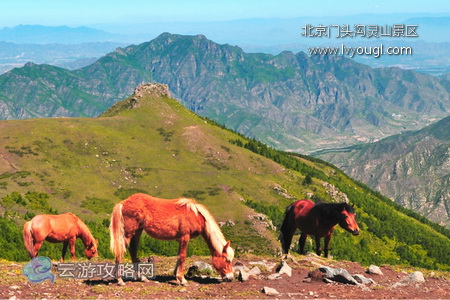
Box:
(75, 217, 96, 245)
(314, 202, 354, 224)
(175, 198, 234, 259)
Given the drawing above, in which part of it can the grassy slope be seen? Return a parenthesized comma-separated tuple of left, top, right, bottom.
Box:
(0, 91, 449, 271)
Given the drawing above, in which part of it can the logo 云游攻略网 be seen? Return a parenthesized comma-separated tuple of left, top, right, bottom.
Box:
(22, 257, 155, 283)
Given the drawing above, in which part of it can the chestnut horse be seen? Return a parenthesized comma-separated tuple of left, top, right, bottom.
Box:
(279, 199, 360, 258)
(23, 213, 98, 262)
(110, 193, 234, 285)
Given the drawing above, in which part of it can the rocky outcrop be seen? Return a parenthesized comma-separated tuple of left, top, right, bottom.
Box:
(134, 83, 170, 99)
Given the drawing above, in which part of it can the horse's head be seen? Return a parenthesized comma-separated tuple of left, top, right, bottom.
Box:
(338, 204, 360, 236)
(211, 241, 234, 281)
(85, 239, 99, 260)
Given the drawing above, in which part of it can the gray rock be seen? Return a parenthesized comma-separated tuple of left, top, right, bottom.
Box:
(238, 269, 252, 282)
(276, 261, 292, 277)
(367, 265, 383, 275)
(234, 265, 250, 273)
(323, 278, 334, 284)
(187, 261, 213, 277)
(249, 266, 262, 276)
(393, 271, 425, 287)
(193, 261, 213, 272)
(267, 273, 281, 280)
(318, 266, 358, 285)
(404, 271, 425, 283)
(249, 260, 267, 266)
(262, 286, 280, 296)
(353, 274, 376, 285)
(218, 220, 236, 227)
(318, 266, 337, 278)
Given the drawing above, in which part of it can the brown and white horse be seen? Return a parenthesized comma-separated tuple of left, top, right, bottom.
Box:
(109, 193, 234, 285)
(280, 199, 360, 258)
(23, 213, 98, 262)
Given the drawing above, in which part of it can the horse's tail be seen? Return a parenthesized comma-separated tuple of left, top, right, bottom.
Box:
(23, 221, 34, 258)
(110, 203, 126, 262)
(279, 204, 296, 254)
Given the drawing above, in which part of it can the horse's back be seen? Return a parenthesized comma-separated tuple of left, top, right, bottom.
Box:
(30, 213, 80, 241)
(292, 199, 315, 217)
(121, 193, 193, 213)
(120, 193, 204, 239)
(291, 199, 316, 232)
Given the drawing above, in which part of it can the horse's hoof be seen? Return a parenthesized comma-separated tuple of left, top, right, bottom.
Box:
(117, 279, 126, 286)
(141, 276, 150, 283)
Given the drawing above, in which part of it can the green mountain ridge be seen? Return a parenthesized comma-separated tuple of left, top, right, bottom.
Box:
(0, 84, 449, 272)
(315, 115, 450, 228)
(1, 33, 450, 153)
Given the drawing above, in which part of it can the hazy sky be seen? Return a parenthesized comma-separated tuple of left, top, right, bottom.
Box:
(1, 0, 450, 27)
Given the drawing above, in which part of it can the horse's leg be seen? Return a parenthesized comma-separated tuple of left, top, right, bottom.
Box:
(116, 235, 132, 286)
(174, 235, 190, 285)
(280, 226, 296, 255)
(324, 234, 332, 258)
(32, 241, 43, 258)
(129, 229, 148, 282)
(69, 237, 77, 261)
(61, 241, 69, 262)
(129, 229, 142, 263)
(314, 236, 322, 257)
(297, 233, 307, 255)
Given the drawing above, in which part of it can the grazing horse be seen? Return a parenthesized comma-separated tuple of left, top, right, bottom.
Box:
(109, 193, 234, 285)
(279, 199, 360, 258)
(23, 213, 98, 262)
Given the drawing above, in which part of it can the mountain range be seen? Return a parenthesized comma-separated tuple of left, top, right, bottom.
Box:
(1, 33, 450, 153)
(315, 114, 450, 228)
(0, 25, 120, 44)
(0, 83, 449, 271)
(0, 41, 125, 74)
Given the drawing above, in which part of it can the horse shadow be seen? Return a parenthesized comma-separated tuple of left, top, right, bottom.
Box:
(83, 275, 222, 286)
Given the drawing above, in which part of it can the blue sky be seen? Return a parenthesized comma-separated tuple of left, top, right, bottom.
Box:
(1, 0, 450, 27)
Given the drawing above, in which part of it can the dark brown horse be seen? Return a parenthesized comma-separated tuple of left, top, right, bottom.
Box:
(109, 193, 234, 285)
(279, 199, 360, 257)
(23, 213, 98, 262)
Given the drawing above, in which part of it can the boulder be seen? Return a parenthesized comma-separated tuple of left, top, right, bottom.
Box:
(249, 266, 262, 276)
(276, 261, 292, 277)
(234, 265, 250, 273)
(187, 261, 213, 277)
(193, 261, 213, 272)
(367, 265, 383, 275)
(262, 286, 280, 296)
(393, 271, 425, 287)
(318, 266, 358, 285)
(353, 274, 376, 285)
(238, 269, 249, 282)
